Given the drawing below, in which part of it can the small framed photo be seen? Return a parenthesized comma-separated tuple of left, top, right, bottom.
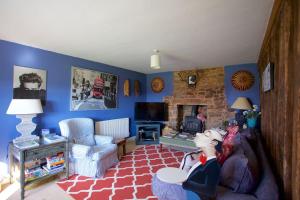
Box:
(188, 75, 197, 86)
(262, 62, 274, 92)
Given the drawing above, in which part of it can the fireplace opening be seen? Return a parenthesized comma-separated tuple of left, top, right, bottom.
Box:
(177, 105, 207, 134)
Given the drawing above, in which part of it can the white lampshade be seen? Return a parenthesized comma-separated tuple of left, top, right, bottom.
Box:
(150, 50, 160, 69)
(231, 97, 252, 110)
(7, 99, 43, 115)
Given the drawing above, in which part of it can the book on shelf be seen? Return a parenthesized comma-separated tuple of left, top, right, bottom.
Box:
(47, 160, 64, 169)
(46, 152, 65, 170)
(43, 133, 65, 144)
(25, 159, 41, 169)
(43, 165, 64, 174)
(25, 167, 47, 181)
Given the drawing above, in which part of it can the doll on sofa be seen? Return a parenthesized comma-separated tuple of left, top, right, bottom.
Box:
(152, 129, 223, 200)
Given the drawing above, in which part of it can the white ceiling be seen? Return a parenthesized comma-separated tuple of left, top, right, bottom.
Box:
(0, 0, 273, 74)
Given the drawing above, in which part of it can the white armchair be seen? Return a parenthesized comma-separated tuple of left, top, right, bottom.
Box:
(59, 118, 118, 178)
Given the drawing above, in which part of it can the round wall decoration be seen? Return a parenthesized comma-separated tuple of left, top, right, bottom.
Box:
(151, 77, 164, 93)
(231, 70, 255, 91)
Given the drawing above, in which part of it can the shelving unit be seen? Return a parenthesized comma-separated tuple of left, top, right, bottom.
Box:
(136, 123, 161, 145)
(9, 140, 69, 200)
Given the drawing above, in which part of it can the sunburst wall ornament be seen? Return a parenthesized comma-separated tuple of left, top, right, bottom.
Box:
(231, 70, 255, 91)
(151, 77, 164, 93)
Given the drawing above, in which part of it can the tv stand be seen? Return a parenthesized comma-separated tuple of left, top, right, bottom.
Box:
(135, 123, 161, 145)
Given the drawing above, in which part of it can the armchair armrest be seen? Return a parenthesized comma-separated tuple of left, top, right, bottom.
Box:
(70, 143, 92, 158)
(94, 135, 114, 146)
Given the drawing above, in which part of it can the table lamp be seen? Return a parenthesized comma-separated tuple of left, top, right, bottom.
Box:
(231, 97, 252, 128)
(6, 99, 43, 144)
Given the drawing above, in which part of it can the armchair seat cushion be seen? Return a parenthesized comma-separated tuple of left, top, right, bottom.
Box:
(91, 144, 117, 161)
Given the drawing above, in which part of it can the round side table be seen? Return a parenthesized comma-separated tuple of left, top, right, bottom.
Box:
(156, 167, 187, 184)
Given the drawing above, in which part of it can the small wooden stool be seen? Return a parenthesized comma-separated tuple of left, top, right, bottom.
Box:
(115, 138, 126, 159)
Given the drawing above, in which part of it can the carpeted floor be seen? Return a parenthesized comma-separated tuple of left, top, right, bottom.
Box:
(57, 145, 184, 200)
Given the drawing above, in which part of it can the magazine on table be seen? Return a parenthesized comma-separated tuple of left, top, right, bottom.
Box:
(43, 133, 65, 144)
(14, 140, 39, 149)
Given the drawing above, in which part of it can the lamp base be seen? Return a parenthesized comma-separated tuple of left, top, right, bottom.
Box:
(235, 111, 246, 129)
(13, 114, 39, 144)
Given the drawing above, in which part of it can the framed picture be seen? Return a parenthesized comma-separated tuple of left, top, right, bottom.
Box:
(188, 75, 197, 86)
(262, 62, 274, 92)
(13, 65, 47, 105)
(70, 66, 118, 111)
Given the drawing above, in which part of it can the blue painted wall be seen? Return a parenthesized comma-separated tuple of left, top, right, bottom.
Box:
(224, 63, 260, 106)
(0, 39, 261, 166)
(0, 40, 146, 163)
(146, 72, 173, 102)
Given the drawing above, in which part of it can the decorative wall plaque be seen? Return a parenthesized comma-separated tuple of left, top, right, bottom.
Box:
(123, 79, 130, 96)
(151, 77, 164, 93)
(134, 80, 141, 96)
(231, 70, 254, 91)
(178, 70, 199, 88)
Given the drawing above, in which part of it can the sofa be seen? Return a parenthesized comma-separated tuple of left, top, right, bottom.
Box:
(216, 129, 279, 200)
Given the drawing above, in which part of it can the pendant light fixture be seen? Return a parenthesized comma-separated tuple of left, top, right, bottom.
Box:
(150, 49, 160, 69)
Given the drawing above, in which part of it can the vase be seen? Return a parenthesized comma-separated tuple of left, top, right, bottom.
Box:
(247, 118, 257, 128)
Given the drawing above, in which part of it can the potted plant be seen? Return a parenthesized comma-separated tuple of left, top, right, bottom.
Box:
(243, 105, 261, 128)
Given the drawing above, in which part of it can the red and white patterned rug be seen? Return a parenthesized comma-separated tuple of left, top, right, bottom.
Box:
(57, 145, 184, 200)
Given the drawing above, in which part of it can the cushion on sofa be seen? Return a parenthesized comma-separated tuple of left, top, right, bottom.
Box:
(220, 147, 247, 190)
(240, 129, 258, 154)
(220, 137, 260, 194)
(237, 137, 261, 193)
(217, 126, 239, 165)
(224, 125, 239, 145)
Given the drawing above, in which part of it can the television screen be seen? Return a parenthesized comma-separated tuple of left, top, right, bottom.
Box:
(134, 102, 168, 121)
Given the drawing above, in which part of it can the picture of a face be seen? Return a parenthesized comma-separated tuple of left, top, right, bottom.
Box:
(13, 65, 47, 105)
(24, 82, 40, 90)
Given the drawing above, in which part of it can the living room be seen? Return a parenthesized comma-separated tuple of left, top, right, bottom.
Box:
(0, 1, 299, 200)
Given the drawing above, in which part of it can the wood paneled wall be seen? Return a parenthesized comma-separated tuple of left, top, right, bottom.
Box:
(258, 0, 300, 199)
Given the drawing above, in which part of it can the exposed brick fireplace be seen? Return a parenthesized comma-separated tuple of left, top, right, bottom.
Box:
(164, 67, 234, 130)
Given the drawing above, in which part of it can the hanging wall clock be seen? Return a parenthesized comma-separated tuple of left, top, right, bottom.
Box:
(231, 70, 255, 91)
(151, 77, 164, 93)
